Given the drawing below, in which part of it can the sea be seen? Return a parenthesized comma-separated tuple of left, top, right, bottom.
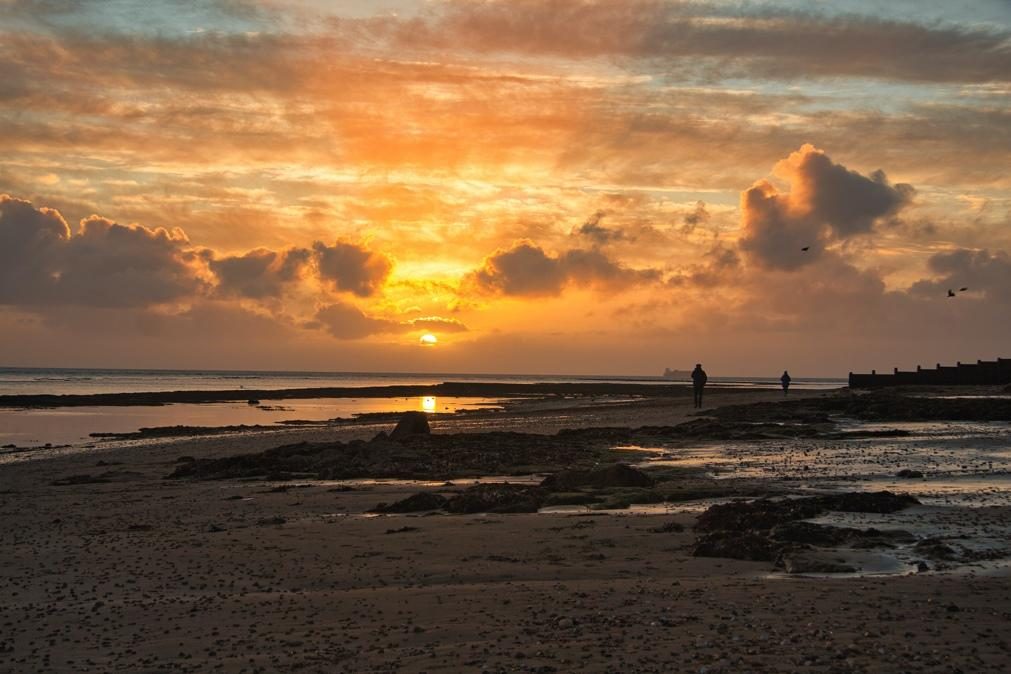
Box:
(0, 367, 846, 448)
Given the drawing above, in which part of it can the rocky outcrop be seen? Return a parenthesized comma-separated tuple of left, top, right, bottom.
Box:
(444, 484, 546, 514)
(390, 412, 431, 440)
(692, 492, 921, 573)
(540, 464, 653, 491)
(371, 492, 448, 513)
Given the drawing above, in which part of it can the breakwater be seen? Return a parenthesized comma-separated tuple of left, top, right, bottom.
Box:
(849, 358, 1011, 388)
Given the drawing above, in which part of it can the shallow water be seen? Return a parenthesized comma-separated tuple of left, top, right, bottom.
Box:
(0, 396, 503, 447)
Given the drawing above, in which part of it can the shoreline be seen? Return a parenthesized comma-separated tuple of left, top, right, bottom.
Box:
(2, 386, 1010, 672)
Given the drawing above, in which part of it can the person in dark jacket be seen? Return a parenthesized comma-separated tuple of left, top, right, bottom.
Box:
(781, 370, 792, 396)
(691, 363, 708, 408)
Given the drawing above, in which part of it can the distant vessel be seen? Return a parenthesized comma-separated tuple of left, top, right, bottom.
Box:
(662, 368, 691, 380)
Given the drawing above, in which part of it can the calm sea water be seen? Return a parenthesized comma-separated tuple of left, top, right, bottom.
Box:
(0, 367, 845, 448)
(0, 367, 845, 396)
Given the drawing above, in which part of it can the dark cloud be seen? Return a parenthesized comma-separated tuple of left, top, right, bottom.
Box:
(575, 210, 624, 244)
(0, 195, 208, 307)
(910, 248, 1011, 303)
(680, 201, 710, 236)
(394, 1, 1011, 84)
(739, 145, 913, 270)
(466, 240, 661, 296)
(668, 242, 740, 287)
(312, 240, 393, 297)
(209, 247, 311, 299)
(309, 301, 401, 340)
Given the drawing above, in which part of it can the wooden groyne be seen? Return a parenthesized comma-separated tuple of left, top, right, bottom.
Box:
(849, 358, 1011, 388)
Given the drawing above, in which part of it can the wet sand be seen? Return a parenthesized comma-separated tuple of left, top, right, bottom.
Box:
(2, 387, 1010, 672)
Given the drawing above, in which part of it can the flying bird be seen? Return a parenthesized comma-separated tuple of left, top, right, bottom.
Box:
(947, 289, 956, 298)
(959, 287, 969, 292)
(801, 246, 810, 252)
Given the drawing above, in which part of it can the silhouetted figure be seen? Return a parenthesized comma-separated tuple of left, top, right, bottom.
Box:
(947, 289, 955, 298)
(691, 363, 708, 409)
(781, 370, 792, 396)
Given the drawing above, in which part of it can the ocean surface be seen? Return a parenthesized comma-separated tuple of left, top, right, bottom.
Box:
(0, 367, 846, 396)
(0, 367, 846, 448)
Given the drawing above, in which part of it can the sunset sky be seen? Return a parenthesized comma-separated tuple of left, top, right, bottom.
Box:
(1, 0, 1008, 376)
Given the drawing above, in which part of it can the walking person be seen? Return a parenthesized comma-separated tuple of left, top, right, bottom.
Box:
(691, 363, 708, 409)
(781, 370, 792, 397)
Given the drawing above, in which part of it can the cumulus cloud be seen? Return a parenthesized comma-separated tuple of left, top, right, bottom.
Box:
(465, 240, 661, 296)
(739, 145, 913, 270)
(0, 194, 208, 307)
(309, 301, 400, 340)
(209, 247, 311, 299)
(313, 240, 393, 297)
(0, 194, 401, 313)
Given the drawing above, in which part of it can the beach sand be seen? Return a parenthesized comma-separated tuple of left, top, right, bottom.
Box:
(2, 387, 1010, 672)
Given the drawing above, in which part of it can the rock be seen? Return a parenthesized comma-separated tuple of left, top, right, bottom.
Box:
(771, 521, 914, 548)
(916, 561, 930, 573)
(695, 492, 919, 532)
(914, 538, 959, 561)
(371, 492, 448, 513)
(694, 498, 824, 532)
(175, 456, 196, 463)
(390, 411, 431, 440)
(820, 491, 920, 513)
(896, 469, 924, 478)
(444, 484, 546, 514)
(557, 618, 574, 628)
(693, 531, 778, 561)
(777, 550, 856, 574)
(247, 399, 260, 405)
(770, 521, 857, 546)
(650, 521, 685, 533)
(256, 516, 286, 526)
(540, 463, 654, 491)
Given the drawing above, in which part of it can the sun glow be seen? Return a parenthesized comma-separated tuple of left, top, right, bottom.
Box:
(419, 333, 438, 346)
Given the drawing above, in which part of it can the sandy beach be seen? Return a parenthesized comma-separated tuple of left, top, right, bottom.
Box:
(2, 386, 1011, 673)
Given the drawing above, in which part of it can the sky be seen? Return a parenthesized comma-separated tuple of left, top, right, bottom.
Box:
(0, 0, 1009, 377)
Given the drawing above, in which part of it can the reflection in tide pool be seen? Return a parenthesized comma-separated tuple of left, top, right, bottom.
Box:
(0, 395, 504, 448)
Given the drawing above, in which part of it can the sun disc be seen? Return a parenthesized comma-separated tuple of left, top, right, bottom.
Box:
(419, 333, 438, 346)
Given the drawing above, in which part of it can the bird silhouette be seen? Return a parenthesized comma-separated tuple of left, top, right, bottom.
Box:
(801, 246, 810, 252)
(959, 287, 969, 292)
(947, 289, 955, 298)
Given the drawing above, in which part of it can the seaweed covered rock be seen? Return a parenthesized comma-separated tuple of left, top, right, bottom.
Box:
(371, 492, 448, 513)
(444, 484, 546, 514)
(694, 491, 919, 533)
(541, 464, 653, 491)
(694, 498, 825, 532)
(693, 532, 778, 561)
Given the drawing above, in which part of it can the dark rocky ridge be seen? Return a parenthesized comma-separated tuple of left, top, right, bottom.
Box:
(691, 492, 922, 571)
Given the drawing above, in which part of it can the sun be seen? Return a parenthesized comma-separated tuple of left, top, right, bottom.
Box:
(419, 333, 438, 346)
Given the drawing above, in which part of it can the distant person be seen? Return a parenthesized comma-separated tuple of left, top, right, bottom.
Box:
(781, 370, 792, 396)
(691, 363, 708, 408)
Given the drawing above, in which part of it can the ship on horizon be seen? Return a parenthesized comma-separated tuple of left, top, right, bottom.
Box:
(662, 368, 691, 380)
